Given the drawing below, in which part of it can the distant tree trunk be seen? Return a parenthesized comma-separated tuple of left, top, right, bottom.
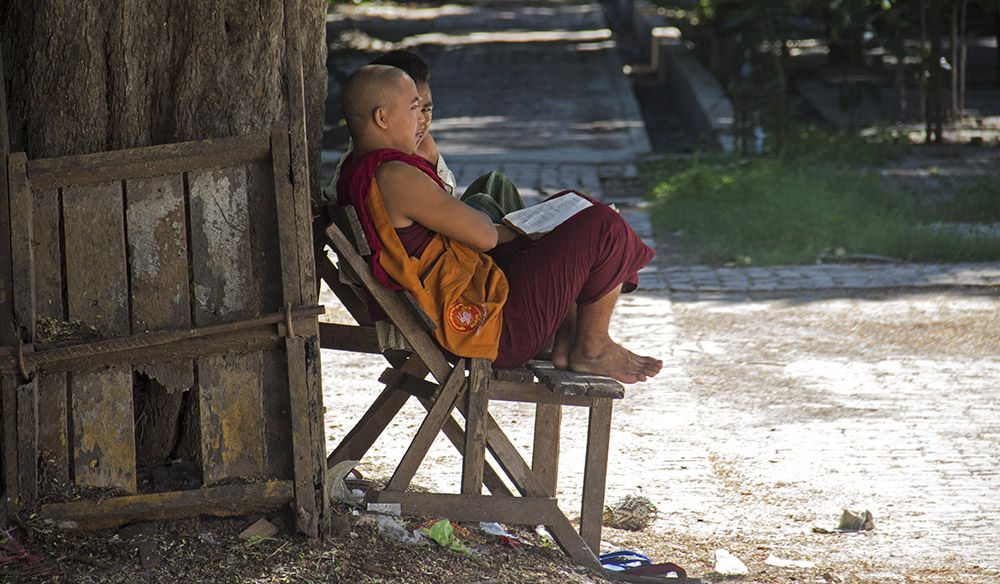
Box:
(925, 0, 945, 143)
(950, 0, 959, 120)
(0, 1, 327, 463)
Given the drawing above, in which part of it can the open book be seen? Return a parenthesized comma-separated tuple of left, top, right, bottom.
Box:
(502, 193, 593, 239)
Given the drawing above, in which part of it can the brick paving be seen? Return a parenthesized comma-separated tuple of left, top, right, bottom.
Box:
(323, 1, 1000, 579)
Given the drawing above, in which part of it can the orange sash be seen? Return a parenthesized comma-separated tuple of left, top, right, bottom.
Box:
(366, 180, 509, 360)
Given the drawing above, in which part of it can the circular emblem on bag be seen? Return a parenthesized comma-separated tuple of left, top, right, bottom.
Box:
(447, 301, 485, 334)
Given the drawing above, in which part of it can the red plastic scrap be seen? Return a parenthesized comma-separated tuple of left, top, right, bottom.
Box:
(1, 530, 45, 566)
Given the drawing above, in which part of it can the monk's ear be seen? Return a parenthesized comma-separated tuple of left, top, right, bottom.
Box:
(373, 106, 389, 129)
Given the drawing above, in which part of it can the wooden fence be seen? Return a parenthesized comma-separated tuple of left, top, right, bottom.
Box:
(0, 124, 328, 535)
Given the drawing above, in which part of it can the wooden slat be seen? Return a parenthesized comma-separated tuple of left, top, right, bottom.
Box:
(63, 180, 135, 493)
(2, 308, 323, 373)
(489, 381, 601, 407)
(286, 337, 317, 536)
(580, 398, 613, 553)
(272, 124, 303, 308)
(39, 480, 294, 530)
(32, 186, 69, 483)
(528, 361, 625, 399)
(15, 379, 38, 507)
(2, 376, 18, 515)
(126, 174, 194, 468)
(302, 335, 329, 533)
(189, 166, 264, 484)
(246, 157, 293, 480)
(369, 491, 559, 525)
(70, 367, 136, 492)
(318, 322, 379, 354)
(8, 153, 35, 341)
(324, 223, 452, 383)
(279, 5, 316, 308)
(461, 359, 489, 495)
(34, 328, 288, 376)
(386, 360, 467, 492)
(197, 352, 265, 484)
(25, 133, 271, 190)
(532, 403, 562, 497)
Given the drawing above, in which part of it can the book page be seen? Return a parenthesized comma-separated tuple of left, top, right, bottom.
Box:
(502, 193, 593, 238)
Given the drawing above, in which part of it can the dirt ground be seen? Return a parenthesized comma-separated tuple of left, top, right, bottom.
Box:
(315, 282, 1000, 584)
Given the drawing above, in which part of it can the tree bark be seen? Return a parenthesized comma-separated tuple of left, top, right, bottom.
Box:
(0, 0, 326, 466)
(1, 0, 326, 188)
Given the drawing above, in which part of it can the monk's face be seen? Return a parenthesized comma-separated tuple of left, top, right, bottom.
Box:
(415, 82, 433, 147)
(384, 75, 423, 153)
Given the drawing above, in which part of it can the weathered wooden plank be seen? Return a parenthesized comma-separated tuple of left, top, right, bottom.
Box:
(63, 180, 135, 493)
(528, 360, 625, 398)
(369, 491, 559, 526)
(16, 378, 38, 507)
(25, 133, 270, 190)
(71, 366, 136, 492)
(3, 308, 323, 373)
(39, 480, 294, 530)
(245, 157, 293, 480)
(126, 175, 191, 335)
(285, 337, 317, 536)
(7, 153, 35, 342)
(489, 381, 600, 407)
(580, 398, 613, 554)
(63, 181, 130, 336)
(126, 174, 194, 468)
(197, 352, 265, 484)
(271, 124, 302, 309)
(2, 376, 20, 515)
(461, 359, 490, 495)
(32, 185, 69, 484)
(532, 404, 562, 497)
(386, 360, 467, 492)
(188, 166, 255, 325)
(188, 166, 265, 484)
(304, 336, 329, 534)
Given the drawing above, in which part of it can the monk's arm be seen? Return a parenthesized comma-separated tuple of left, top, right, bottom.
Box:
(376, 162, 499, 251)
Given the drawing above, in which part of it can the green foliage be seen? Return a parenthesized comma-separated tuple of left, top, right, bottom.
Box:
(642, 128, 1000, 265)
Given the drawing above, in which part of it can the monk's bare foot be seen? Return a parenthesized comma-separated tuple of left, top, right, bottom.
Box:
(550, 320, 576, 369)
(567, 340, 662, 384)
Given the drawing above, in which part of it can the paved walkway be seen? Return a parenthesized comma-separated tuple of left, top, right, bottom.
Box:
(323, 2, 1000, 581)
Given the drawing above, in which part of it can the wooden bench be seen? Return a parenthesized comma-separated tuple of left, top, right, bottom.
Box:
(317, 204, 625, 568)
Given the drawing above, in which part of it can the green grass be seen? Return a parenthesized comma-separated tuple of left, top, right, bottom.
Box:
(643, 128, 1000, 265)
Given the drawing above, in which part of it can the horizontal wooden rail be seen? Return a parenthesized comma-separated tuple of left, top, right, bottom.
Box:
(24, 131, 274, 189)
(40, 480, 294, 530)
(0, 305, 324, 376)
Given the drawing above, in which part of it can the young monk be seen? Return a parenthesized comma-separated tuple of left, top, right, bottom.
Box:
(329, 50, 524, 223)
(336, 65, 662, 383)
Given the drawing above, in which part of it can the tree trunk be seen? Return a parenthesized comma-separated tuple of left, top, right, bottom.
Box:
(0, 0, 326, 465)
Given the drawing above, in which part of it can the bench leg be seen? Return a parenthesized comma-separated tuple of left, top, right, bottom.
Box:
(386, 360, 467, 492)
(580, 398, 613, 554)
(532, 403, 562, 496)
(461, 359, 490, 495)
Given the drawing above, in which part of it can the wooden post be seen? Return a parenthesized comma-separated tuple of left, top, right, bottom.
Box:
(461, 359, 490, 495)
(580, 398, 613, 553)
(7, 153, 39, 508)
(532, 403, 562, 496)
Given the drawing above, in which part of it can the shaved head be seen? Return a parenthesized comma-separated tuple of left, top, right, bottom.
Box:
(342, 65, 415, 142)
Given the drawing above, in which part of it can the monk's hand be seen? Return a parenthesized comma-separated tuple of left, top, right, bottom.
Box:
(417, 131, 440, 167)
(495, 224, 520, 244)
